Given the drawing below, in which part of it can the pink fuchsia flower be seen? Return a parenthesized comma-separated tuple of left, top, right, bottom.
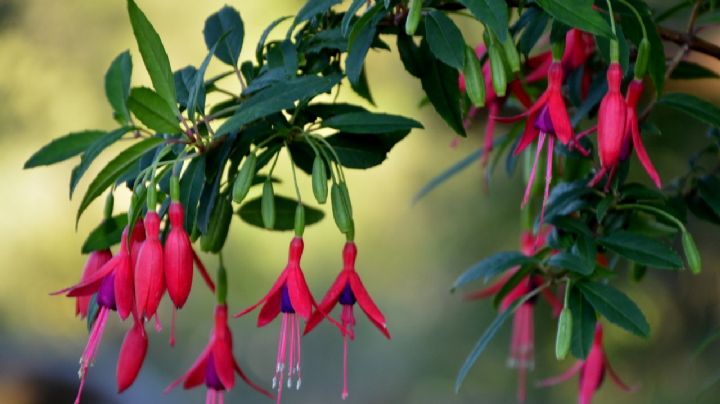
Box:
(622, 79, 662, 188)
(538, 323, 635, 404)
(589, 63, 628, 190)
(234, 237, 321, 402)
(117, 316, 148, 393)
(304, 241, 390, 400)
(134, 211, 165, 324)
(464, 231, 561, 403)
(166, 304, 273, 403)
(164, 201, 193, 346)
(75, 249, 112, 318)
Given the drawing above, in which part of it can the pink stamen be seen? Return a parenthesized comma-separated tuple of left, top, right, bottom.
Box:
(170, 306, 177, 347)
(154, 313, 162, 333)
(287, 314, 296, 388)
(522, 132, 547, 208)
(341, 305, 356, 400)
(205, 389, 215, 404)
(294, 314, 302, 389)
(342, 333, 349, 400)
(275, 313, 289, 404)
(74, 307, 110, 404)
(541, 135, 555, 226)
(218, 391, 224, 404)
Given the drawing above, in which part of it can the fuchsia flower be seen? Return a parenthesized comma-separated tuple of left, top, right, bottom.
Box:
(538, 323, 635, 404)
(165, 201, 194, 345)
(75, 249, 112, 318)
(234, 237, 321, 402)
(304, 241, 390, 400)
(134, 211, 166, 323)
(166, 304, 273, 403)
(590, 63, 627, 190)
(622, 79, 662, 188)
(117, 316, 148, 393)
(465, 231, 561, 403)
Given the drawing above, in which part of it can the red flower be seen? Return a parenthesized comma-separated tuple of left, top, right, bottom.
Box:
(538, 323, 635, 404)
(234, 237, 320, 401)
(590, 63, 628, 190)
(304, 242, 390, 399)
(117, 316, 148, 393)
(623, 79, 662, 188)
(164, 201, 193, 346)
(465, 231, 561, 403)
(75, 249, 112, 318)
(134, 211, 165, 322)
(166, 305, 272, 403)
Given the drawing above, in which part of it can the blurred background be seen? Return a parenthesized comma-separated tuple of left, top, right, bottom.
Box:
(2, 0, 720, 403)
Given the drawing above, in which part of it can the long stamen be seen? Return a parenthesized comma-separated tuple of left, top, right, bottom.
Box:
(75, 307, 110, 404)
(295, 314, 302, 390)
(342, 331, 350, 400)
(170, 306, 177, 347)
(276, 314, 289, 404)
(540, 135, 555, 226)
(287, 314, 296, 388)
(522, 132, 547, 208)
(341, 305, 355, 400)
(154, 313, 162, 333)
(218, 391, 224, 404)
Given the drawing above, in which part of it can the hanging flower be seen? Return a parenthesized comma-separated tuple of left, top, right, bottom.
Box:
(622, 78, 662, 188)
(117, 316, 148, 393)
(75, 249, 112, 318)
(134, 211, 166, 324)
(166, 304, 273, 403)
(304, 241, 390, 400)
(538, 323, 635, 404)
(164, 201, 194, 345)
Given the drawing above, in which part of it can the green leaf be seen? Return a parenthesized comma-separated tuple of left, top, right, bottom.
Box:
(203, 5, 244, 66)
(24, 130, 106, 169)
(322, 112, 422, 133)
(577, 280, 650, 337)
(295, 0, 342, 24)
(104, 51, 132, 124)
(452, 252, 534, 291)
(179, 156, 206, 232)
(81, 215, 128, 253)
(216, 74, 341, 137)
(540, 181, 590, 225)
(324, 130, 410, 169)
(697, 8, 720, 26)
(70, 127, 132, 197)
(424, 10, 466, 70)
(598, 230, 683, 269)
(127, 0, 177, 112)
(546, 252, 594, 275)
(188, 33, 229, 120)
(698, 175, 720, 217)
(670, 61, 720, 80)
(657, 93, 720, 128)
(346, 4, 385, 85)
(341, 0, 366, 37)
(76, 137, 164, 224)
(414, 148, 483, 203)
(128, 87, 181, 133)
(256, 16, 292, 63)
(419, 40, 466, 136)
(239, 195, 324, 231)
(569, 287, 596, 358)
(459, 0, 508, 41)
(535, 0, 613, 38)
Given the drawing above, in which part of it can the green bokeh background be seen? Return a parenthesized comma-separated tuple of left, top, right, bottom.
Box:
(2, 1, 720, 403)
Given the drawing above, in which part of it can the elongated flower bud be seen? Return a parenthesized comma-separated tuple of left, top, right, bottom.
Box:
(232, 153, 256, 203)
(463, 46, 486, 107)
(597, 63, 627, 169)
(117, 320, 148, 393)
(114, 234, 134, 320)
(312, 156, 328, 204)
(164, 202, 193, 308)
(405, 0, 422, 36)
(134, 211, 165, 319)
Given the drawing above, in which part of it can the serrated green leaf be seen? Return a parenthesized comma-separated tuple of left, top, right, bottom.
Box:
(322, 112, 422, 133)
(204, 5, 244, 66)
(323, 130, 409, 169)
(657, 92, 720, 128)
(577, 280, 650, 337)
(128, 87, 181, 133)
(239, 194, 324, 231)
(341, 0, 366, 36)
(77, 137, 164, 224)
(459, 0, 508, 41)
(256, 16, 292, 64)
(425, 10, 466, 70)
(535, 0, 613, 38)
(569, 287, 596, 358)
(70, 127, 132, 197)
(24, 130, 105, 169)
(127, 0, 177, 113)
(81, 214, 128, 253)
(452, 252, 533, 291)
(598, 230, 683, 269)
(104, 51, 132, 124)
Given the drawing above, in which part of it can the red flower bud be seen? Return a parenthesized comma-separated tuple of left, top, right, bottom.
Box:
(76, 249, 112, 318)
(114, 230, 134, 320)
(597, 63, 627, 171)
(117, 319, 148, 393)
(134, 211, 165, 320)
(164, 202, 193, 309)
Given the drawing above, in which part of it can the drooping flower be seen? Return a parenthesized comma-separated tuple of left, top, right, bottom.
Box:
(304, 241, 390, 400)
(234, 237, 320, 402)
(117, 316, 148, 393)
(622, 79, 662, 188)
(75, 249, 112, 318)
(538, 323, 635, 404)
(166, 304, 273, 403)
(164, 201, 193, 345)
(589, 63, 628, 190)
(465, 230, 561, 403)
(134, 211, 165, 323)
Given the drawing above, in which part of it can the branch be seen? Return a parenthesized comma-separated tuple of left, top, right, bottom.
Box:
(658, 26, 720, 61)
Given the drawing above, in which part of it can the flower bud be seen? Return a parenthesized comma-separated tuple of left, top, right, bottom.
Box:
(232, 153, 256, 204)
(312, 156, 328, 204)
(331, 182, 352, 234)
(134, 211, 165, 319)
(117, 320, 148, 393)
(261, 180, 275, 229)
(555, 307, 572, 360)
(463, 46, 486, 107)
(165, 202, 193, 308)
(405, 0, 422, 36)
(681, 230, 702, 274)
(488, 42, 507, 97)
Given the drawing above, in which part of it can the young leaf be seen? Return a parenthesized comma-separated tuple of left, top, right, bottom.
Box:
(419, 40, 466, 136)
(128, 87, 181, 133)
(104, 51, 133, 124)
(577, 280, 650, 337)
(70, 127, 132, 197)
(322, 112, 422, 133)
(203, 5, 244, 66)
(569, 287, 596, 358)
(535, 0, 613, 38)
(81, 214, 128, 253)
(452, 252, 534, 291)
(127, 0, 177, 113)
(24, 130, 105, 169)
(413, 147, 486, 203)
(657, 93, 720, 128)
(459, 0, 509, 41)
(598, 230, 683, 269)
(188, 33, 229, 120)
(76, 137, 164, 224)
(200, 194, 233, 253)
(425, 10, 466, 70)
(239, 195, 324, 231)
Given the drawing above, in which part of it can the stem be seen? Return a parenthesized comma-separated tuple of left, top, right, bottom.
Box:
(614, 203, 687, 232)
(616, 0, 647, 39)
(286, 146, 302, 203)
(217, 254, 227, 305)
(605, 0, 617, 36)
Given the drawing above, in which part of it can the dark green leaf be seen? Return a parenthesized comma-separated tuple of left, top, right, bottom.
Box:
(540, 181, 590, 225)
(425, 10, 466, 70)
(204, 6, 244, 66)
(459, 0, 508, 41)
(452, 252, 533, 291)
(295, 0, 342, 24)
(698, 175, 720, 217)
(419, 40, 466, 136)
(127, 0, 177, 112)
(599, 230, 683, 269)
(77, 137, 164, 224)
(341, 0, 366, 36)
(414, 148, 483, 203)
(239, 195, 324, 231)
(81, 215, 128, 253)
(569, 287, 596, 358)
(546, 252, 594, 275)
(256, 16, 292, 63)
(104, 51, 132, 124)
(397, 31, 423, 78)
(322, 112, 422, 133)
(551, 216, 592, 236)
(535, 0, 613, 38)
(216, 74, 341, 137)
(189, 34, 228, 119)
(179, 157, 206, 232)
(577, 280, 650, 337)
(346, 4, 385, 85)
(324, 130, 409, 169)
(128, 87, 181, 133)
(24, 130, 105, 169)
(70, 127, 132, 197)
(657, 92, 720, 128)
(671, 61, 720, 80)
